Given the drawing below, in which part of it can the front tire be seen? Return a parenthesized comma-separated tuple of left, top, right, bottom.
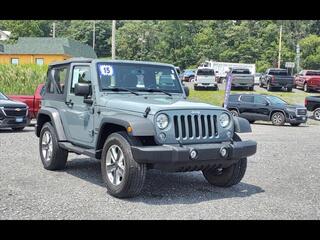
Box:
(267, 82, 272, 91)
(39, 122, 68, 170)
(101, 132, 146, 198)
(271, 112, 285, 126)
(230, 109, 239, 117)
(304, 83, 309, 92)
(202, 134, 247, 187)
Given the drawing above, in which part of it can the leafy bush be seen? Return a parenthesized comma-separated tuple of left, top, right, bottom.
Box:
(0, 64, 47, 95)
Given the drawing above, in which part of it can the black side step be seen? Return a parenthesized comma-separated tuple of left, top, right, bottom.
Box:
(59, 142, 97, 159)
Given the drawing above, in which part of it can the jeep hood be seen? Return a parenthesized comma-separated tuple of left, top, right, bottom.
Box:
(102, 95, 223, 115)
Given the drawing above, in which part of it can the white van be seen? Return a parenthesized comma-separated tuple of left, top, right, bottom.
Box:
(194, 67, 218, 90)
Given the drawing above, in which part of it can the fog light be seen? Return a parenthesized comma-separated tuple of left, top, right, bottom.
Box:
(227, 130, 232, 138)
(220, 147, 228, 158)
(190, 149, 198, 159)
(159, 132, 166, 141)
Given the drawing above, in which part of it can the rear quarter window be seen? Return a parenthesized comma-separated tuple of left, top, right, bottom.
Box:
(228, 95, 239, 102)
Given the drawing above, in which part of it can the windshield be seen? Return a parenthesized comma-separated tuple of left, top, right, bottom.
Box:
(232, 69, 250, 74)
(269, 70, 288, 75)
(0, 92, 8, 100)
(197, 69, 215, 76)
(265, 95, 287, 105)
(97, 63, 183, 94)
(306, 71, 320, 76)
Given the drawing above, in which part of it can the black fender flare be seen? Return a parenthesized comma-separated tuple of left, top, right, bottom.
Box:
(98, 114, 155, 137)
(36, 107, 67, 141)
(233, 116, 252, 133)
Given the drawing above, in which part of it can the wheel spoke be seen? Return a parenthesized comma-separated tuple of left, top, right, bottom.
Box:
(110, 147, 117, 162)
(106, 163, 117, 173)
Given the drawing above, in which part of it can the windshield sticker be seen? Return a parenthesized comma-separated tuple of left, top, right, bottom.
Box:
(99, 65, 113, 76)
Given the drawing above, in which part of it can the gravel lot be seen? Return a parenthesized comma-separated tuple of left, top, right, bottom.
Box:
(0, 122, 320, 220)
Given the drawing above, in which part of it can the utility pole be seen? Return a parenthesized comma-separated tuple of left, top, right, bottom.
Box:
(52, 22, 56, 38)
(277, 24, 283, 68)
(92, 20, 96, 50)
(112, 20, 116, 60)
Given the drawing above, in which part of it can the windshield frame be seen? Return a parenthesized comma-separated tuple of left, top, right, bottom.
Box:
(0, 92, 8, 100)
(96, 62, 184, 94)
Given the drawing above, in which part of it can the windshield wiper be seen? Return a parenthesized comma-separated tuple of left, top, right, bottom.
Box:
(103, 87, 139, 95)
(138, 88, 172, 96)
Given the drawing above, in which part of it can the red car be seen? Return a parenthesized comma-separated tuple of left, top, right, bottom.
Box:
(8, 84, 45, 119)
(294, 70, 320, 92)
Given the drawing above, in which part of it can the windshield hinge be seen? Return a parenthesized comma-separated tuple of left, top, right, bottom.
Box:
(143, 107, 151, 118)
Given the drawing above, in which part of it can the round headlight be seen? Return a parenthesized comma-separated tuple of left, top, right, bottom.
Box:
(219, 113, 230, 128)
(156, 113, 169, 129)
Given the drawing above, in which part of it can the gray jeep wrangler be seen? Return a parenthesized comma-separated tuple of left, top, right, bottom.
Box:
(35, 58, 257, 198)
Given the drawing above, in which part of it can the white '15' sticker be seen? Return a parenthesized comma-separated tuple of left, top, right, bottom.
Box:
(100, 65, 113, 76)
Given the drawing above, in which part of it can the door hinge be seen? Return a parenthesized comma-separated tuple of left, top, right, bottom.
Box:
(89, 130, 94, 136)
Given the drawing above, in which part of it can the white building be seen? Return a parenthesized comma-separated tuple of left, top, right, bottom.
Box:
(0, 30, 11, 41)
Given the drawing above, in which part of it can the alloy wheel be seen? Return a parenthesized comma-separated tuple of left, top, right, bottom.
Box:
(41, 131, 53, 162)
(314, 109, 320, 121)
(105, 145, 125, 186)
(272, 113, 283, 125)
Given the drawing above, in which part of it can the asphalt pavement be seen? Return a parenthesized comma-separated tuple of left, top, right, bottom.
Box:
(0, 122, 319, 219)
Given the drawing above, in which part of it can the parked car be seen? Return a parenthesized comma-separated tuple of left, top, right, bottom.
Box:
(254, 73, 262, 85)
(226, 93, 307, 126)
(259, 68, 294, 92)
(180, 69, 195, 82)
(194, 67, 218, 90)
(228, 68, 254, 90)
(294, 70, 320, 92)
(8, 84, 45, 119)
(305, 95, 320, 121)
(0, 91, 30, 131)
(35, 58, 257, 198)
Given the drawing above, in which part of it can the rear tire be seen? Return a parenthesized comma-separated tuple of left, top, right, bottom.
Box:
(202, 134, 247, 187)
(39, 122, 68, 170)
(267, 82, 272, 91)
(101, 132, 146, 198)
(313, 108, 320, 121)
(230, 109, 239, 117)
(271, 112, 285, 126)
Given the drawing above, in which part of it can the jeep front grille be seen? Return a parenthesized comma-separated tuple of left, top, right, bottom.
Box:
(173, 114, 218, 140)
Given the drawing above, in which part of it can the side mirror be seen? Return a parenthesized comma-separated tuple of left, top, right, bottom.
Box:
(183, 86, 190, 97)
(74, 83, 91, 97)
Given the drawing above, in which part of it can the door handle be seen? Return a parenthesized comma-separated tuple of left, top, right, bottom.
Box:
(65, 100, 74, 107)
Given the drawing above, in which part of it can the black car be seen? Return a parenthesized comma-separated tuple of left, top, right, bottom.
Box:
(226, 94, 308, 126)
(0, 92, 29, 131)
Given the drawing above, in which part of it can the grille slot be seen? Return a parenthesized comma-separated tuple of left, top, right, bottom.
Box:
(173, 114, 217, 141)
(296, 108, 307, 116)
(3, 108, 27, 117)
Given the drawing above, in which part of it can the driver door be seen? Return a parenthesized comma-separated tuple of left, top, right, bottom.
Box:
(63, 64, 94, 146)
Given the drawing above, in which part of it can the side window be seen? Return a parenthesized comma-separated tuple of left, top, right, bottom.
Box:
(254, 96, 268, 105)
(240, 95, 254, 103)
(46, 66, 68, 94)
(70, 66, 91, 93)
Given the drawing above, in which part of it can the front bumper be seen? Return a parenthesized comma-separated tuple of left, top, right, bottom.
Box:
(286, 115, 308, 124)
(195, 83, 218, 88)
(0, 116, 29, 128)
(131, 140, 257, 170)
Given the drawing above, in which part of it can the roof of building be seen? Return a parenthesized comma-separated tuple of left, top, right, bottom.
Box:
(0, 37, 97, 58)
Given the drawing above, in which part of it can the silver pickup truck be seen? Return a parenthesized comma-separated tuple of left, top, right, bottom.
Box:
(229, 68, 254, 91)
